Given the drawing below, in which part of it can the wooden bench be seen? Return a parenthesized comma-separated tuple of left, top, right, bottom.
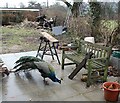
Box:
(61, 40, 112, 87)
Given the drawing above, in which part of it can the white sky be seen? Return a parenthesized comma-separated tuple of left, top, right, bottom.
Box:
(0, 0, 71, 8)
(0, 0, 119, 8)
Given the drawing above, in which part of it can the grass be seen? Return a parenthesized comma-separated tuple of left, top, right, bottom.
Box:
(1, 26, 42, 54)
(2, 26, 40, 36)
(1, 26, 72, 54)
(1, 19, 119, 53)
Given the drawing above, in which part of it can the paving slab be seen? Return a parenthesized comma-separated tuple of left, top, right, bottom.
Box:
(0, 51, 120, 101)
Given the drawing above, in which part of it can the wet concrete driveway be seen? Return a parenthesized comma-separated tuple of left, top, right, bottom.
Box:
(0, 51, 119, 101)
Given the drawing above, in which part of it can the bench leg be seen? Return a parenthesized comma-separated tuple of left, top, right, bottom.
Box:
(61, 59, 65, 70)
(103, 66, 108, 82)
(61, 50, 65, 70)
(86, 61, 92, 87)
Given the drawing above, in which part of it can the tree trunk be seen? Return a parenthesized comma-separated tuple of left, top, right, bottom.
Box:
(89, 2, 101, 42)
(118, 1, 120, 25)
(61, 0, 82, 18)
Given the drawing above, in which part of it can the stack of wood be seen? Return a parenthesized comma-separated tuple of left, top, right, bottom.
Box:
(58, 43, 77, 51)
(108, 66, 120, 77)
(0, 58, 9, 77)
(106, 84, 119, 90)
(58, 43, 69, 51)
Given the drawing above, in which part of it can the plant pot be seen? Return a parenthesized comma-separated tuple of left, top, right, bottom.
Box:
(103, 82, 120, 102)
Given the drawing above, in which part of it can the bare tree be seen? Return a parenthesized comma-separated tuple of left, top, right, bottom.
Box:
(61, 0, 83, 17)
(28, 0, 41, 9)
(89, 2, 101, 41)
(19, 2, 25, 8)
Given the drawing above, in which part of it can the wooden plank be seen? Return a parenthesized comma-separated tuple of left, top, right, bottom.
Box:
(41, 32, 59, 43)
(68, 51, 93, 79)
(99, 49, 103, 57)
(96, 48, 100, 58)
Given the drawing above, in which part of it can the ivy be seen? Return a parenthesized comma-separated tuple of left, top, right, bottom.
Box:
(89, 2, 101, 26)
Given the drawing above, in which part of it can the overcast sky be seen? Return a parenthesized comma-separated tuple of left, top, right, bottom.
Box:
(0, 0, 69, 8)
(0, 0, 119, 8)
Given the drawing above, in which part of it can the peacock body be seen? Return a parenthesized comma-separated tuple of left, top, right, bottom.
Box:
(13, 56, 61, 84)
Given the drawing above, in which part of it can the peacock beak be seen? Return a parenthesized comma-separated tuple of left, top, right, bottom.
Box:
(59, 80, 61, 84)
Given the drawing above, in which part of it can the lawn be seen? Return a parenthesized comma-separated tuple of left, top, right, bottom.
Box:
(1, 25, 70, 54)
(1, 26, 42, 54)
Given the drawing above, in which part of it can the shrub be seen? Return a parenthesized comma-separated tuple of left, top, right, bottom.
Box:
(2, 10, 38, 25)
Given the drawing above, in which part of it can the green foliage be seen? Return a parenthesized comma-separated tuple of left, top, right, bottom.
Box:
(89, 2, 102, 40)
(100, 20, 119, 47)
(101, 20, 118, 31)
(89, 2, 101, 26)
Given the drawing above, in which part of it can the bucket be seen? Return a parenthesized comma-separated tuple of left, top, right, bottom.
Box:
(102, 82, 120, 102)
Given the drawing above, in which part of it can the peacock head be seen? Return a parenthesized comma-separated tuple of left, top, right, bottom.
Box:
(57, 79, 61, 84)
(53, 77, 61, 84)
(49, 75, 61, 84)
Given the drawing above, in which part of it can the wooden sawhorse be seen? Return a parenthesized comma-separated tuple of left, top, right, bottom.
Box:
(36, 32, 60, 64)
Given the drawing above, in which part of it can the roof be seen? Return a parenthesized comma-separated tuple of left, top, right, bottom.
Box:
(0, 8, 39, 11)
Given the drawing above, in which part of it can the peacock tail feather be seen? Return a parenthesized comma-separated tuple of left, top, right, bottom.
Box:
(13, 56, 41, 71)
(13, 62, 27, 69)
(15, 56, 42, 64)
(14, 62, 37, 72)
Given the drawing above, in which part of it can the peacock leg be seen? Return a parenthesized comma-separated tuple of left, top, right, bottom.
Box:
(43, 78, 49, 85)
(2, 73, 5, 77)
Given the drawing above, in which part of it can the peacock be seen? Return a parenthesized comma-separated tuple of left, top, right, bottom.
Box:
(12, 56, 61, 85)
